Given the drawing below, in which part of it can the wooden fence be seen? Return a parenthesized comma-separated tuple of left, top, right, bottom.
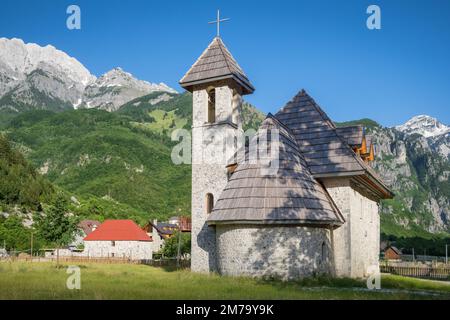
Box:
(3, 256, 191, 270)
(380, 264, 450, 280)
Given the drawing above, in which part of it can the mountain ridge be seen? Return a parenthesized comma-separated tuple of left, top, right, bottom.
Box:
(0, 38, 177, 115)
(395, 115, 450, 138)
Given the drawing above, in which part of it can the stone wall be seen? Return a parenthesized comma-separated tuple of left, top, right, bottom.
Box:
(215, 225, 333, 280)
(191, 81, 242, 273)
(83, 241, 153, 260)
(322, 178, 380, 278)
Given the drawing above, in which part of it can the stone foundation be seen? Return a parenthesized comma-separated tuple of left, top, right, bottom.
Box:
(215, 225, 333, 280)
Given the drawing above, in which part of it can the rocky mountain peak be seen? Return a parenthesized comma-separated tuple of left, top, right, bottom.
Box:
(395, 115, 450, 138)
(0, 37, 96, 86)
(0, 38, 177, 112)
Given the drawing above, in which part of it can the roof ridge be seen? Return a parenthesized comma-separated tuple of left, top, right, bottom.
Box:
(216, 37, 234, 77)
(297, 90, 367, 172)
(180, 37, 254, 94)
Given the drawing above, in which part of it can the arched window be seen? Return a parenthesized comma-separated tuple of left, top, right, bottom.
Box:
(206, 193, 214, 214)
(207, 88, 216, 123)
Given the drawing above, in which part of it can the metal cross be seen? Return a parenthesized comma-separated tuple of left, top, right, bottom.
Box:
(208, 9, 230, 37)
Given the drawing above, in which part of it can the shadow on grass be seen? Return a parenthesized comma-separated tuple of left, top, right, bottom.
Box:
(255, 275, 366, 290)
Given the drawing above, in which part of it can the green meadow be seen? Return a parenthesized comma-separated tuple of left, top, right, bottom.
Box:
(0, 261, 449, 300)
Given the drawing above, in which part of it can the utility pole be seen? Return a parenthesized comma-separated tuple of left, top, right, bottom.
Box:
(412, 248, 415, 262)
(30, 232, 33, 258)
(176, 208, 182, 268)
(444, 244, 448, 264)
(176, 227, 182, 268)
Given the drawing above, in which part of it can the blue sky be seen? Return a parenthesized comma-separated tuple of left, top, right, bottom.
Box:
(1, 0, 449, 126)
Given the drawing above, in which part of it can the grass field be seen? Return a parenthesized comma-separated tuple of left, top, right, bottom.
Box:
(0, 261, 449, 300)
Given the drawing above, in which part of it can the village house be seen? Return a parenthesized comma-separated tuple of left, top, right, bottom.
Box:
(180, 35, 394, 279)
(70, 219, 100, 248)
(83, 220, 153, 260)
(143, 217, 192, 252)
(384, 246, 402, 260)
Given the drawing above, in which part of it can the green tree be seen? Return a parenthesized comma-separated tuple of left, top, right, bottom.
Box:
(0, 215, 35, 251)
(35, 193, 78, 246)
(161, 231, 191, 258)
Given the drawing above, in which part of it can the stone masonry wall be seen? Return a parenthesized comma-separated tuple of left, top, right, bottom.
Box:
(191, 81, 242, 273)
(215, 225, 333, 280)
(349, 183, 380, 277)
(83, 241, 153, 260)
(323, 178, 380, 278)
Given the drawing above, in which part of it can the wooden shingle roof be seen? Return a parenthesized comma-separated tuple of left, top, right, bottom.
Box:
(275, 90, 393, 199)
(207, 114, 344, 226)
(336, 126, 365, 147)
(179, 37, 254, 94)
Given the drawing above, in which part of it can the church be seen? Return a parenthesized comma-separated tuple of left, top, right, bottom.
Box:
(179, 34, 393, 279)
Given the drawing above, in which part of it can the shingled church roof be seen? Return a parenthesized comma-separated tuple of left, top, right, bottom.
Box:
(179, 37, 254, 94)
(207, 114, 344, 227)
(336, 125, 365, 147)
(275, 90, 393, 199)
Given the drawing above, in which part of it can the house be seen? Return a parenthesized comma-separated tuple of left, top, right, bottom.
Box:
(143, 220, 179, 252)
(71, 220, 101, 247)
(168, 216, 192, 232)
(168, 216, 180, 225)
(79, 220, 100, 236)
(180, 36, 394, 279)
(144, 220, 178, 239)
(83, 220, 153, 260)
(143, 218, 192, 253)
(384, 246, 402, 260)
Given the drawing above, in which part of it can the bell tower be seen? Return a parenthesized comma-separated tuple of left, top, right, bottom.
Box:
(180, 36, 254, 272)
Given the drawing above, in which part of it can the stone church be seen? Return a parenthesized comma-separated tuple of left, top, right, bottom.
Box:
(179, 36, 393, 279)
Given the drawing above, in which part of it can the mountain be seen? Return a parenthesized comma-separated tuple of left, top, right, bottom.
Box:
(81, 68, 178, 112)
(1, 38, 448, 247)
(396, 115, 450, 138)
(5, 108, 191, 220)
(3, 93, 264, 222)
(0, 134, 54, 210)
(395, 115, 450, 160)
(0, 38, 177, 120)
(338, 117, 450, 237)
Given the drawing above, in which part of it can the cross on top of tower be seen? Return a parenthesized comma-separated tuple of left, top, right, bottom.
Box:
(208, 9, 230, 37)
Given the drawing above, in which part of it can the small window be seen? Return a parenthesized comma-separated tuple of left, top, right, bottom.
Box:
(207, 88, 216, 123)
(111, 241, 116, 247)
(206, 193, 214, 214)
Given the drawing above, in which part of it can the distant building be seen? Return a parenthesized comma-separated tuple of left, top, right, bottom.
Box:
(168, 216, 192, 232)
(384, 246, 402, 260)
(71, 220, 100, 247)
(84, 220, 153, 260)
(168, 216, 180, 225)
(143, 218, 192, 253)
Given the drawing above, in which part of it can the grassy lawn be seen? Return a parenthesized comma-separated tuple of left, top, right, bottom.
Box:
(0, 261, 449, 300)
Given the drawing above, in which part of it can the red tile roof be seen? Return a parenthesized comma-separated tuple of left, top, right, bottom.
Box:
(84, 220, 152, 242)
